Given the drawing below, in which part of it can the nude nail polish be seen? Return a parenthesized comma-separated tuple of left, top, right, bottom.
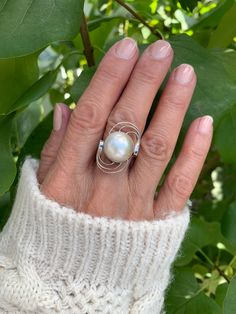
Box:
(115, 37, 137, 59)
(148, 40, 172, 60)
(198, 115, 213, 134)
(174, 64, 194, 85)
(53, 104, 62, 131)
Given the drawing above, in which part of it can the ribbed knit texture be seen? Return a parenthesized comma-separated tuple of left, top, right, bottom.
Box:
(0, 158, 190, 313)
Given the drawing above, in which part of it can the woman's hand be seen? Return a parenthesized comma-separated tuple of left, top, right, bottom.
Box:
(37, 38, 213, 220)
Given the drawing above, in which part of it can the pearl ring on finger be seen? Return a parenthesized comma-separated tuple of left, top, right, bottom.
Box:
(96, 122, 141, 174)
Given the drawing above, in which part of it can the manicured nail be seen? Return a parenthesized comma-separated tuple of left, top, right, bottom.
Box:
(174, 64, 194, 85)
(148, 40, 172, 60)
(198, 115, 213, 134)
(115, 37, 137, 59)
(53, 104, 62, 131)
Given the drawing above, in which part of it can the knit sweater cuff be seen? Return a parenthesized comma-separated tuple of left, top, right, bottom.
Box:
(0, 158, 190, 312)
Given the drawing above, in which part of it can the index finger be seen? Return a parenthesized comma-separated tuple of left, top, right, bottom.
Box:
(57, 38, 139, 172)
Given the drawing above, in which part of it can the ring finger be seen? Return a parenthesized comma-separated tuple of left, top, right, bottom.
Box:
(130, 63, 196, 196)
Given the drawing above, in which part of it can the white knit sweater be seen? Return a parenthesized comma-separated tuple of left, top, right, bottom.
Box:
(0, 158, 190, 313)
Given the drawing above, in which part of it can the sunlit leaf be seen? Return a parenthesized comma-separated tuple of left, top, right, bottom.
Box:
(209, 2, 236, 48)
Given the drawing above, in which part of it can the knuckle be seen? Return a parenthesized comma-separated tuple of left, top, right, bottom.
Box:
(97, 66, 123, 83)
(162, 95, 185, 110)
(40, 140, 56, 161)
(167, 173, 193, 200)
(134, 68, 159, 85)
(70, 100, 103, 134)
(107, 107, 141, 130)
(184, 146, 205, 161)
(141, 132, 171, 162)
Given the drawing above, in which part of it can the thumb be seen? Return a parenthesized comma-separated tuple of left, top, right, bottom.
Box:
(37, 103, 71, 184)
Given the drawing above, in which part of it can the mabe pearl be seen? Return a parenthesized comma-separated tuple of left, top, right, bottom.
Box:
(104, 131, 134, 163)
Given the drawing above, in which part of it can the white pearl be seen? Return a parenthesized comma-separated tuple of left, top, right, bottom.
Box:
(104, 131, 134, 162)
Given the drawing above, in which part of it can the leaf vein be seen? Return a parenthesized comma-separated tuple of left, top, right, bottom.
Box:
(0, 0, 8, 14)
(18, 0, 35, 27)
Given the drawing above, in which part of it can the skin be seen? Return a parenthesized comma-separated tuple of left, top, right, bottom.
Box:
(37, 38, 213, 221)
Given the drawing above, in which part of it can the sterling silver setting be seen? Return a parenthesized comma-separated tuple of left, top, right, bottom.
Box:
(96, 122, 141, 174)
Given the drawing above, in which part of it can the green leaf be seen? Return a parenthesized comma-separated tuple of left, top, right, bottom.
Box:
(0, 192, 11, 231)
(0, 115, 16, 196)
(165, 267, 222, 313)
(215, 283, 228, 307)
(19, 112, 53, 163)
(9, 69, 58, 114)
(14, 101, 43, 148)
(168, 35, 236, 129)
(0, 54, 38, 115)
(191, 0, 235, 30)
(222, 202, 236, 246)
(214, 103, 236, 164)
(208, 3, 236, 48)
(70, 66, 96, 102)
(176, 217, 236, 266)
(211, 49, 236, 84)
(223, 275, 236, 313)
(0, 0, 85, 58)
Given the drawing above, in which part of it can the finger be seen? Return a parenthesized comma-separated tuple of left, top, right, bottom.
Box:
(154, 115, 213, 218)
(103, 40, 173, 140)
(57, 38, 139, 173)
(37, 103, 71, 184)
(130, 64, 196, 196)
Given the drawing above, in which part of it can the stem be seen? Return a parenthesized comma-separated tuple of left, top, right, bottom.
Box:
(114, 0, 163, 39)
(198, 248, 230, 283)
(80, 12, 95, 67)
(214, 265, 230, 283)
(198, 248, 214, 266)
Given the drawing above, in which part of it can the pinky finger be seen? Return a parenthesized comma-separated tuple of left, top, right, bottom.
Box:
(37, 103, 72, 184)
(154, 115, 213, 218)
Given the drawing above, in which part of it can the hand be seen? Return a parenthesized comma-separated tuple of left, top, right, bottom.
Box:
(37, 38, 213, 220)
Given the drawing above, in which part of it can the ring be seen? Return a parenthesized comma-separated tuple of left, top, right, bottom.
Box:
(96, 121, 141, 174)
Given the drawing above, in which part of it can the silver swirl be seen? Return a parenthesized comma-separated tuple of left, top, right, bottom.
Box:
(96, 121, 141, 174)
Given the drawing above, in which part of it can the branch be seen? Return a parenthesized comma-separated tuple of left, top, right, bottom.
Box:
(114, 0, 163, 40)
(198, 248, 230, 283)
(80, 12, 95, 67)
(214, 264, 230, 283)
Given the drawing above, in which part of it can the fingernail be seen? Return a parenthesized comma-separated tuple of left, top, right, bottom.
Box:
(53, 104, 62, 131)
(148, 40, 172, 60)
(115, 37, 137, 59)
(174, 64, 194, 85)
(198, 115, 213, 134)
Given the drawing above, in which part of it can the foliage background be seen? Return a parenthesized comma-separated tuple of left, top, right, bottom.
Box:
(0, 0, 236, 312)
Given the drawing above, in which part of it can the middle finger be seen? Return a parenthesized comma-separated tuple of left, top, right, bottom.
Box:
(103, 40, 173, 140)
